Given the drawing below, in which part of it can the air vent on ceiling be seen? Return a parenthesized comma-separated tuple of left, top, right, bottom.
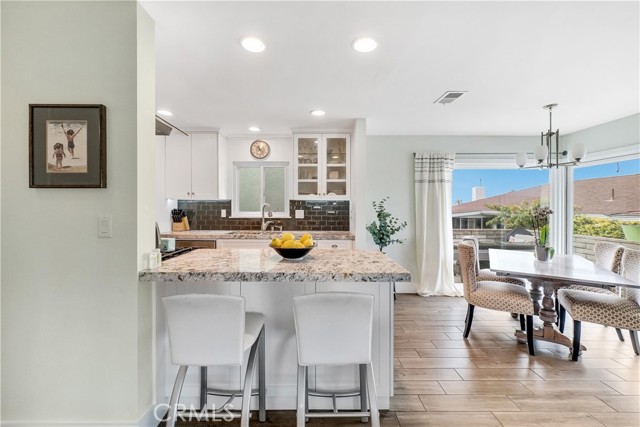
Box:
(434, 91, 467, 105)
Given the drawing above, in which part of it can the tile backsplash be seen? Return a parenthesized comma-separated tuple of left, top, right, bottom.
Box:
(176, 200, 350, 231)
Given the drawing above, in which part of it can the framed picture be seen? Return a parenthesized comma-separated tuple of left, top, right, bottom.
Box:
(29, 104, 106, 188)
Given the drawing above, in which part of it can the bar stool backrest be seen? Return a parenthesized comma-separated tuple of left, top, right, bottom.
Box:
(162, 294, 245, 366)
(293, 292, 374, 366)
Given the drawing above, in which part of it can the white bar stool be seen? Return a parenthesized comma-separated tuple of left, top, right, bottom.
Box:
(162, 294, 266, 427)
(292, 292, 380, 427)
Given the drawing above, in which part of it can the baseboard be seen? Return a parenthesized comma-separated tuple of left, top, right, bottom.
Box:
(394, 282, 417, 294)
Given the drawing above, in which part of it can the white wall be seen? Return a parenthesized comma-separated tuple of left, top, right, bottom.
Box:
(562, 113, 639, 157)
(364, 135, 538, 291)
(225, 135, 294, 210)
(1, 2, 154, 425)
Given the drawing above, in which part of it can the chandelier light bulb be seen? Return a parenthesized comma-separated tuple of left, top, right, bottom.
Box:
(516, 152, 527, 168)
(534, 145, 548, 163)
(572, 144, 586, 162)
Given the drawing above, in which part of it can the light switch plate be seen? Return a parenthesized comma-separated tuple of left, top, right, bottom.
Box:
(98, 215, 112, 238)
(295, 210, 305, 219)
(221, 209, 227, 218)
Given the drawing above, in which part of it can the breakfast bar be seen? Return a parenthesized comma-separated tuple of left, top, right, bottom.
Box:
(140, 248, 410, 411)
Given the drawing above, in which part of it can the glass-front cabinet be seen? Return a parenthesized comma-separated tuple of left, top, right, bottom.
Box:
(294, 134, 350, 200)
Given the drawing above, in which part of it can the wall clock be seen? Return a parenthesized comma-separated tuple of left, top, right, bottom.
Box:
(250, 139, 270, 160)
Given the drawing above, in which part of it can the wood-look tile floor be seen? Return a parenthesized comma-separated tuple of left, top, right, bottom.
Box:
(167, 294, 640, 427)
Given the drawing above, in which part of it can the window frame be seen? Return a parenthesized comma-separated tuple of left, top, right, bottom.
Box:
(232, 161, 290, 218)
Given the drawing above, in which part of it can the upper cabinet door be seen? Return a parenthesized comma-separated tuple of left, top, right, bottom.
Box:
(294, 134, 321, 199)
(190, 134, 218, 200)
(323, 134, 349, 200)
(164, 133, 192, 199)
(293, 133, 350, 200)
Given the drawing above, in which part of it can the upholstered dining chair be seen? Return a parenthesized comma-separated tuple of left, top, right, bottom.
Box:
(458, 241, 536, 355)
(462, 236, 530, 319)
(557, 247, 640, 361)
(558, 242, 625, 339)
(462, 236, 529, 287)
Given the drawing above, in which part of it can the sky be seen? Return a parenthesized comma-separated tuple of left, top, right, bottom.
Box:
(452, 158, 640, 205)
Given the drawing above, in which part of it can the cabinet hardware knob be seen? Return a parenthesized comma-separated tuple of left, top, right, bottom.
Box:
(331, 244, 338, 248)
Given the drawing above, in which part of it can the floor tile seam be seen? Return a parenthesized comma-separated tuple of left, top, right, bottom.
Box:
(491, 411, 607, 427)
(593, 394, 640, 413)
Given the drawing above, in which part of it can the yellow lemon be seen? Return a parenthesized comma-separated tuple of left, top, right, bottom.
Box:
(281, 239, 296, 249)
(271, 237, 282, 248)
(294, 240, 305, 248)
(300, 233, 312, 243)
(281, 232, 295, 242)
(302, 237, 314, 247)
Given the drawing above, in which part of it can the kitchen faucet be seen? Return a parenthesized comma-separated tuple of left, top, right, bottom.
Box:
(261, 203, 274, 232)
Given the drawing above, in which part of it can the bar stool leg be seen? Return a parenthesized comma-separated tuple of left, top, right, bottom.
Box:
(297, 365, 307, 427)
(258, 326, 266, 422)
(241, 339, 259, 427)
(167, 365, 188, 427)
(359, 364, 368, 423)
(366, 364, 380, 427)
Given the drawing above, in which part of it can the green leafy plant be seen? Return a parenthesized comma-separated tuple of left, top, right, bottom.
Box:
(485, 200, 547, 229)
(573, 215, 640, 239)
(366, 197, 407, 252)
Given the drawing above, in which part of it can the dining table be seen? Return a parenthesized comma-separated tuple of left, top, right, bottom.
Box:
(488, 248, 640, 356)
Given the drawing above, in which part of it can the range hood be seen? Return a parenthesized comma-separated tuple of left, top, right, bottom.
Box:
(155, 116, 188, 136)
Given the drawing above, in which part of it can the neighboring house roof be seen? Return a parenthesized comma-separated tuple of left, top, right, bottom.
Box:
(452, 174, 640, 217)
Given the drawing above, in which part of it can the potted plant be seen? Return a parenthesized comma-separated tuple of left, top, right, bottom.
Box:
(531, 206, 554, 261)
(366, 197, 407, 252)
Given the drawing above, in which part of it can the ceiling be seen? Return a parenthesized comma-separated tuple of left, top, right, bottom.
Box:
(141, 1, 639, 136)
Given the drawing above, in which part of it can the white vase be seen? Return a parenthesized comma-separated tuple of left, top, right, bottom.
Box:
(534, 246, 553, 262)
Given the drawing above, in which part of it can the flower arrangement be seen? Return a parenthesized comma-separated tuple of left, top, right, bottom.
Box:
(531, 206, 552, 247)
(366, 197, 407, 252)
(531, 206, 554, 261)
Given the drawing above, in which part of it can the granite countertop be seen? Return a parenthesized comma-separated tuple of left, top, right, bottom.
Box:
(139, 248, 410, 283)
(161, 230, 355, 240)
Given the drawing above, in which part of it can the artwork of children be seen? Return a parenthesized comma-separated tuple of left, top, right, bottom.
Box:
(46, 120, 87, 173)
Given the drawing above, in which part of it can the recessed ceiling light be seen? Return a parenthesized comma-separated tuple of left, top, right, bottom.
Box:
(352, 37, 378, 53)
(310, 110, 326, 117)
(249, 126, 261, 132)
(157, 110, 173, 116)
(241, 37, 266, 53)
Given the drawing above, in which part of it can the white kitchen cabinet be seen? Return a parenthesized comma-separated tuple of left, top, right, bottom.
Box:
(165, 133, 218, 200)
(294, 134, 350, 200)
(316, 240, 354, 249)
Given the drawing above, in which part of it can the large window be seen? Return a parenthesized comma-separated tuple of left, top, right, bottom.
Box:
(452, 168, 550, 269)
(233, 162, 288, 217)
(572, 158, 640, 259)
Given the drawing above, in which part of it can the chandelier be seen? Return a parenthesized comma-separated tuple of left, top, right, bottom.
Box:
(516, 104, 586, 168)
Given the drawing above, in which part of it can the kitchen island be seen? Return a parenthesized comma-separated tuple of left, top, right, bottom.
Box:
(140, 248, 410, 412)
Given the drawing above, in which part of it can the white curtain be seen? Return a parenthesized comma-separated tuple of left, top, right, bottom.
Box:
(414, 153, 461, 296)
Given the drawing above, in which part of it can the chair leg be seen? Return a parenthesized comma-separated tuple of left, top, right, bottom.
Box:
(519, 314, 526, 331)
(297, 365, 307, 427)
(558, 304, 566, 334)
(166, 365, 188, 427)
(359, 364, 368, 423)
(630, 330, 640, 355)
(463, 304, 475, 338)
(304, 367, 309, 423)
(555, 297, 560, 326)
(571, 320, 582, 361)
(366, 364, 380, 427)
(258, 326, 267, 422)
(615, 328, 625, 342)
(241, 337, 260, 427)
(526, 315, 535, 356)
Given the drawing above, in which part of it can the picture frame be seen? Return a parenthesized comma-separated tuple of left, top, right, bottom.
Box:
(29, 104, 106, 188)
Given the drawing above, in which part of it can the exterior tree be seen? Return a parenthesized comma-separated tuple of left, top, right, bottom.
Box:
(485, 200, 543, 229)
